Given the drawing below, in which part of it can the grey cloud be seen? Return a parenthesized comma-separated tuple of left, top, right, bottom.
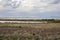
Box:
(0, 0, 60, 14)
(0, 9, 60, 18)
(51, 0, 60, 4)
(41, 0, 60, 4)
(1, 0, 21, 8)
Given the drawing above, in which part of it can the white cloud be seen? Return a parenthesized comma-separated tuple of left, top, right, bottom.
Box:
(15, 0, 60, 12)
(0, 0, 60, 13)
(0, 0, 2, 2)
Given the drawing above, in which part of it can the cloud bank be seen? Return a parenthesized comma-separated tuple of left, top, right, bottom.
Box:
(0, 0, 60, 18)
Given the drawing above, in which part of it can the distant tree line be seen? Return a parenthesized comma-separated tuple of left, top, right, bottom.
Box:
(0, 19, 60, 23)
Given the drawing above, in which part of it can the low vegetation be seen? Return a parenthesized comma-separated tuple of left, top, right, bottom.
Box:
(0, 27, 60, 40)
(0, 19, 60, 40)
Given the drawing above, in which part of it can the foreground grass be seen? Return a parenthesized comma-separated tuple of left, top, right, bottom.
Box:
(0, 27, 60, 40)
(0, 23, 60, 40)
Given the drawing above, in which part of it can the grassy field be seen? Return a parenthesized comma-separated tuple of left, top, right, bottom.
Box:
(0, 23, 60, 40)
(0, 23, 60, 28)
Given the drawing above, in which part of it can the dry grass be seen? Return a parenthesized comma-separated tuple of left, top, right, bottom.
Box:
(0, 23, 60, 40)
(0, 23, 60, 28)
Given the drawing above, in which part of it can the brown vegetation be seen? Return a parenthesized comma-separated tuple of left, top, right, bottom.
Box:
(0, 23, 60, 40)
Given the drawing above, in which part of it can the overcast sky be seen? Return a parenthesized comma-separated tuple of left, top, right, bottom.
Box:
(0, 0, 60, 18)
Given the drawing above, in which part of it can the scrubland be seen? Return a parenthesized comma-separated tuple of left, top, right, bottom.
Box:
(0, 19, 60, 40)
